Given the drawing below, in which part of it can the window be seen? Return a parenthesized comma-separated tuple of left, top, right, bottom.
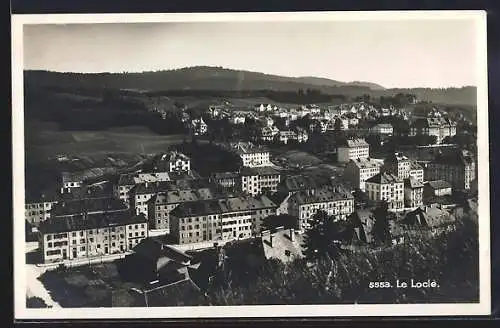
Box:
(80, 246, 85, 251)
(79, 231, 84, 237)
(48, 242, 53, 248)
(46, 235, 52, 241)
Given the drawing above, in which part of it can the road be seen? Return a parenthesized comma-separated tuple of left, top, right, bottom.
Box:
(25, 243, 61, 308)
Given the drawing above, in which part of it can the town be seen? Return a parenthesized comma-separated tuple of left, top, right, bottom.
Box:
(24, 93, 479, 308)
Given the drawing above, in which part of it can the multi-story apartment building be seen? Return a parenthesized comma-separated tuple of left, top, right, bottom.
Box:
(226, 142, 271, 167)
(260, 126, 279, 142)
(240, 166, 281, 196)
(165, 151, 191, 173)
(365, 172, 405, 212)
(288, 187, 355, 231)
(426, 150, 476, 190)
(383, 153, 412, 180)
(344, 158, 381, 192)
(169, 195, 277, 244)
(25, 196, 58, 226)
(409, 117, 457, 144)
(211, 172, 239, 192)
(370, 123, 394, 135)
(38, 211, 148, 264)
(337, 139, 370, 163)
(113, 173, 136, 208)
(404, 178, 424, 209)
(147, 187, 229, 231)
(276, 130, 298, 144)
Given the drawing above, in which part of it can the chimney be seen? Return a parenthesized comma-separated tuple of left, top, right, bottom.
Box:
(289, 228, 295, 241)
(269, 235, 274, 247)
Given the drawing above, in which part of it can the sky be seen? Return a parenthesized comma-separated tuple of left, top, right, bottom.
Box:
(23, 19, 479, 88)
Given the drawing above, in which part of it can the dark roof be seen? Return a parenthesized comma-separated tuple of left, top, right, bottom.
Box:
(365, 172, 403, 184)
(240, 166, 279, 177)
(39, 211, 147, 234)
(140, 279, 204, 307)
(51, 196, 127, 217)
(432, 149, 475, 167)
(171, 195, 277, 218)
(404, 178, 424, 189)
(289, 187, 353, 205)
(133, 178, 213, 195)
(426, 180, 452, 190)
(131, 237, 193, 264)
(25, 188, 59, 203)
(402, 205, 455, 228)
(212, 171, 239, 180)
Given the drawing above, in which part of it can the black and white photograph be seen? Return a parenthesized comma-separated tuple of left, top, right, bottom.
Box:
(12, 11, 490, 319)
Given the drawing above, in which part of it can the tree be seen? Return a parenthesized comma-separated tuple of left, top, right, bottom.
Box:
(301, 211, 346, 262)
(372, 201, 391, 244)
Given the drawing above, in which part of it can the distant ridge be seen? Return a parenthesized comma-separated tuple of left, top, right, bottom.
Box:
(24, 66, 477, 106)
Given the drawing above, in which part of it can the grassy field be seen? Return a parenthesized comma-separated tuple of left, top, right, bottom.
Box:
(25, 121, 190, 160)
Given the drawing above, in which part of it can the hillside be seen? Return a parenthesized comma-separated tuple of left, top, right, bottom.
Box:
(24, 66, 477, 106)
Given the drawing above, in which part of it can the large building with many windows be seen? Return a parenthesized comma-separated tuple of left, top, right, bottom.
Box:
(344, 158, 381, 192)
(38, 211, 148, 264)
(426, 149, 476, 190)
(383, 153, 425, 182)
(404, 178, 424, 209)
(288, 187, 355, 231)
(409, 117, 457, 144)
(336, 139, 370, 163)
(225, 142, 271, 167)
(240, 166, 281, 196)
(365, 172, 405, 211)
(169, 195, 277, 244)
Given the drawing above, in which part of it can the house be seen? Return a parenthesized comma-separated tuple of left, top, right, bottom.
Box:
(409, 117, 457, 144)
(208, 105, 223, 118)
(25, 190, 59, 226)
(365, 172, 405, 212)
(426, 149, 476, 190)
(276, 130, 297, 144)
(409, 161, 425, 183)
(230, 115, 246, 125)
(260, 126, 279, 142)
(401, 204, 456, 235)
(335, 116, 349, 130)
(261, 227, 304, 263)
(337, 139, 370, 163)
(60, 172, 83, 194)
(169, 195, 277, 244)
(288, 187, 355, 231)
(347, 210, 405, 245)
(146, 151, 191, 173)
(404, 178, 424, 209)
(370, 123, 394, 135)
(38, 212, 148, 264)
(240, 166, 281, 196)
(254, 104, 275, 112)
(296, 127, 309, 143)
(225, 142, 271, 168)
(424, 180, 453, 197)
(123, 236, 200, 285)
(344, 158, 382, 192)
(191, 117, 208, 136)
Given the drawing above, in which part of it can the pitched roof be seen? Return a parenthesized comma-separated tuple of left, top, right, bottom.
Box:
(365, 172, 403, 184)
(39, 212, 147, 234)
(404, 178, 424, 189)
(170, 195, 277, 218)
(402, 205, 455, 228)
(131, 237, 193, 265)
(51, 196, 127, 217)
(261, 228, 304, 263)
(426, 180, 452, 190)
(240, 166, 280, 177)
(348, 158, 381, 170)
(289, 187, 353, 205)
(337, 138, 369, 148)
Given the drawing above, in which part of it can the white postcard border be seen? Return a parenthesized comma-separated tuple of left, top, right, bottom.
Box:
(12, 10, 490, 319)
